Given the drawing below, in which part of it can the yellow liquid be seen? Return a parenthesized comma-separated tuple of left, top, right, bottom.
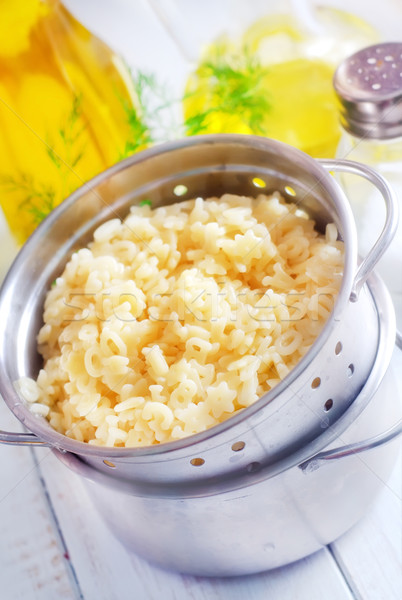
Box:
(0, 0, 145, 243)
(183, 10, 378, 158)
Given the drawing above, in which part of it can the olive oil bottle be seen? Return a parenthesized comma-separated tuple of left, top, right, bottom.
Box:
(0, 0, 146, 243)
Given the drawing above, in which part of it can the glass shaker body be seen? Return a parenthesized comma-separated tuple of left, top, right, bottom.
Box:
(334, 42, 402, 330)
(336, 133, 402, 321)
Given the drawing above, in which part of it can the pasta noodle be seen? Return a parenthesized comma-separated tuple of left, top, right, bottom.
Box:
(20, 193, 344, 447)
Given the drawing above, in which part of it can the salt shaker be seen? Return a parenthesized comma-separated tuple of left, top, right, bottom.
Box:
(333, 42, 402, 329)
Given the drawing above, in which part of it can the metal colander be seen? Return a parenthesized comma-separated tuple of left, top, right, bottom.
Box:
(0, 135, 398, 484)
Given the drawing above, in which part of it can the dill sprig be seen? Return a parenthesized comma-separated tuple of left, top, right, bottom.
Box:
(120, 69, 183, 157)
(47, 94, 86, 171)
(184, 46, 272, 136)
(120, 72, 153, 157)
(0, 95, 87, 228)
(0, 173, 56, 225)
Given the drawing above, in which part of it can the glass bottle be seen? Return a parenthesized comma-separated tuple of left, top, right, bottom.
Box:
(334, 42, 402, 328)
(0, 0, 146, 244)
(180, 0, 379, 158)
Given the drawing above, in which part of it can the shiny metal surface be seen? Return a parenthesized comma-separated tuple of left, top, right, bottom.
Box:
(0, 430, 51, 446)
(54, 273, 401, 574)
(299, 415, 402, 473)
(0, 135, 397, 478)
(319, 159, 398, 301)
(334, 42, 402, 139)
(58, 371, 401, 575)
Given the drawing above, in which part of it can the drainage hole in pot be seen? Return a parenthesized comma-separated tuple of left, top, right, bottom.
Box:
(173, 184, 188, 197)
(324, 399, 334, 412)
(247, 462, 261, 473)
(347, 363, 355, 377)
(252, 177, 266, 188)
(232, 441, 246, 452)
(311, 377, 321, 389)
(190, 458, 205, 467)
(335, 341, 343, 355)
(284, 185, 296, 197)
(103, 460, 116, 468)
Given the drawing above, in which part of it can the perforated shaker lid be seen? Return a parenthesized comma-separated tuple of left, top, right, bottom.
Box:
(333, 42, 402, 139)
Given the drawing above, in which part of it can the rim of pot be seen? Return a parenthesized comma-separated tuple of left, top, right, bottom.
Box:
(0, 134, 357, 457)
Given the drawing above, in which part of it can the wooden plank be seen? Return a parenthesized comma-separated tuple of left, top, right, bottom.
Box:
(37, 450, 354, 600)
(33, 451, 150, 600)
(0, 406, 76, 599)
(128, 547, 354, 600)
(330, 350, 402, 600)
(331, 453, 402, 600)
(0, 211, 75, 598)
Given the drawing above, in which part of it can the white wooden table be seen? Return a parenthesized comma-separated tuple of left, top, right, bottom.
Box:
(1, 1, 402, 598)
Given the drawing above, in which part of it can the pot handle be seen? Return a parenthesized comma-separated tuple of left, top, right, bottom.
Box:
(0, 430, 51, 447)
(299, 417, 402, 473)
(318, 159, 398, 302)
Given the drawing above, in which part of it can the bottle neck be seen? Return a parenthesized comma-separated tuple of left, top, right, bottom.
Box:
(340, 115, 402, 142)
(340, 126, 402, 146)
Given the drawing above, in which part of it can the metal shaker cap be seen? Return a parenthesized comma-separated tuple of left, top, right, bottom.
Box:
(333, 42, 402, 140)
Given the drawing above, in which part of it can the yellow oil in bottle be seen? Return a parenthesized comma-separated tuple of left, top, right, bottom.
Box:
(183, 10, 378, 158)
(0, 0, 146, 243)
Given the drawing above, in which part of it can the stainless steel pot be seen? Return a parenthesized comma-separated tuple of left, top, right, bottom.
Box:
(54, 272, 402, 575)
(0, 135, 399, 479)
(0, 135, 401, 576)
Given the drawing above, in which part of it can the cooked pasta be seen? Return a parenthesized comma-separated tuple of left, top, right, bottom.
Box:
(20, 193, 344, 447)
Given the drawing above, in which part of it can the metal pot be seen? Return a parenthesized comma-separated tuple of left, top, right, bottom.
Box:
(0, 134, 401, 576)
(54, 272, 402, 575)
(0, 135, 399, 479)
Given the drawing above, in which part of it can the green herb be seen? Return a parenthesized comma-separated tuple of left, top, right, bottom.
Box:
(0, 173, 57, 225)
(0, 95, 88, 227)
(47, 94, 87, 173)
(139, 199, 152, 207)
(120, 71, 157, 157)
(51, 279, 57, 288)
(121, 84, 152, 157)
(120, 68, 183, 158)
(184, 45, 272, 136)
